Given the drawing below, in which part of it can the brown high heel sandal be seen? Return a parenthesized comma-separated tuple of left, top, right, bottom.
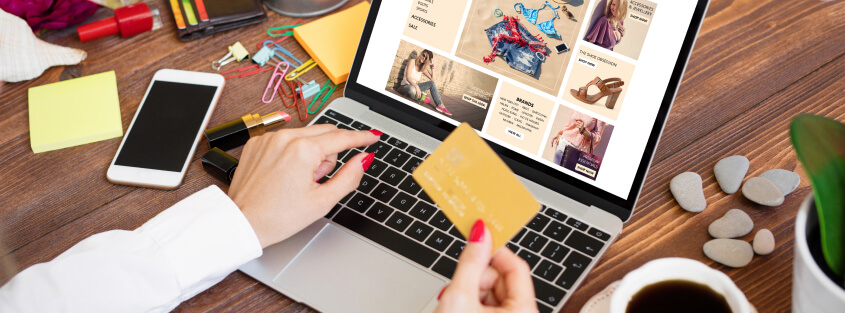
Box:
(570, 77, 625, 109)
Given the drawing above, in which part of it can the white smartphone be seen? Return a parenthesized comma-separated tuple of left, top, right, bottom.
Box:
(107, 69, 225, 189)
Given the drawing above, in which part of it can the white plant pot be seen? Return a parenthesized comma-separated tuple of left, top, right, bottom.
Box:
(793, 193, 845, 312)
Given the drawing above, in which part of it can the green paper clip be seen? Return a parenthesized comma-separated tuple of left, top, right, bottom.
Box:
(268, 23, 303, 37)
(307, 81, 338, 114)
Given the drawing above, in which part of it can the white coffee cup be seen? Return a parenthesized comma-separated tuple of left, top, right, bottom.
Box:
(609, 258, 753, 313)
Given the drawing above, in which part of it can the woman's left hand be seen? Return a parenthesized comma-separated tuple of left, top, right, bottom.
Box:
(434, 220, 537, 313)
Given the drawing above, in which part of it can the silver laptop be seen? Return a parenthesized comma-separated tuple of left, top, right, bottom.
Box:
(241, 0, 709, 312)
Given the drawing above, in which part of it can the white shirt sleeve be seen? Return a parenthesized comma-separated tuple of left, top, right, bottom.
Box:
(0, 185, 263, 313)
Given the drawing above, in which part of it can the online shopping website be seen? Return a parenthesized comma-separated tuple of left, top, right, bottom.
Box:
(358, 0, 697, 199)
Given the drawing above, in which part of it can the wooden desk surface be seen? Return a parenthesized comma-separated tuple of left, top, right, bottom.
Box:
(1, 0, 843, 312)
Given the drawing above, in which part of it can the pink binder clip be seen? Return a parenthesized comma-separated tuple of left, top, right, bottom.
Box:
(262, 61, 291, 103)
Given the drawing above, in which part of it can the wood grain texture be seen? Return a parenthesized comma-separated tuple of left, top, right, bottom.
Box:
(0, 0, 843, 312)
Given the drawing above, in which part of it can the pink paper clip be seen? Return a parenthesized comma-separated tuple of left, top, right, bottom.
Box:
(221, 64, 274, 80)
(262, 61, 291, 103)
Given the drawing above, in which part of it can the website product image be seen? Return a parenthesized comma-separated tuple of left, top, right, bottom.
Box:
(483, 15, 550, 77)
(514, 1, 562, 38)
(545, 108, 614, 180)
(570, 77, 625, 109)
(386, 40, 498, 130)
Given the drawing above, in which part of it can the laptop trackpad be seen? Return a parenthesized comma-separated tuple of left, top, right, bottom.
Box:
(275, 224, 445, 313)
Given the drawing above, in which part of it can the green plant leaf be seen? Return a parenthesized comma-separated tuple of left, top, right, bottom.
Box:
(791, 114, 845, 277)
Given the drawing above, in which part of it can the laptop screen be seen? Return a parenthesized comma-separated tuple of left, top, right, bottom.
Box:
(351, 0, 703, 214)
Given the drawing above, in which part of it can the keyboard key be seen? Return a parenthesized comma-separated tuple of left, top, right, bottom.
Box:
(445, 241, 465, 259)
(341, 149, 361, 162)
(350, 121, 370, 131)
(540, 242, 570, 263)
(527, 214, 551, 232)
(384, 149, 411, 168)
(517, 250, 541, 269)
(544, 207, 568, 221)
(398, 176, 422, 195)
(538, 302, 553, 313)
(379, 167, 407, 186)
(313, 116, 338, 125)
(428, 211, 453, 231)
(532, 276, 566, 306)
(377, 132, 390, 141)
(534, 260, 563, 282)
(505, 242, 520, 253)
(317, 176, 329, 184)
(556, 266, 583, 290)
(519, 231, 549, 253)
(366, 202, 394, 223)
(419, 190, 434, 204)
(409, 202, 437, 222)
(448, 226, 465, 240)
(347, 193, 375, 213)
(425, 230, 454, 252)
(340, 192, 354, 205)
(562, 251, 591, 274)
(387, 137, 409, 149)
(431, 256, 457, 279)
(371, 183, 398, 203)
(365, 159, 388, 177)
(326, 204, 342, 219)
(324, 110, 352, 124)
(512, 228, 527, 242)
(402, 157, 422, 173)
(565, 217, 589, 231)
(587, 227, 611, 241)
(357, 175, 378, 194)
(337, 124, 353, 130)
(389, 192, 417, 212)
(564, 231, 604, 257)
(405, 145, 427, 158)
(364, 141, 393, 160)
(405, 221, 434, 242)
(386, 212, 413, 232)
(334, 209, 438, 267)
(543, 221, 572, 242)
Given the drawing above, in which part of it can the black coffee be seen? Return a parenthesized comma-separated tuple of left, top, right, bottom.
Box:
(626, 279, 732, 313)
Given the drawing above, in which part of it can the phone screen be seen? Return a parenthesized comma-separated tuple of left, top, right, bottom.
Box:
(114, 81, 218, 172)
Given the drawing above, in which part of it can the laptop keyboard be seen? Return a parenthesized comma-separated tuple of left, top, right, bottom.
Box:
(315, 110, 612, 313)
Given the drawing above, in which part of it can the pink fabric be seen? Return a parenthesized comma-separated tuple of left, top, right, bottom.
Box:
(559, 111, 605, 153)
(584, 16, 623, 51)
(0, 0, 98, 31)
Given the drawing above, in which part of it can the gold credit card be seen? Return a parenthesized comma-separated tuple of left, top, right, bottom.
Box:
(413, 123, 541, 250)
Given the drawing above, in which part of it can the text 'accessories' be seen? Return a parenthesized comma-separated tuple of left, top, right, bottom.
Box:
(569, 77, 625, 109)
(514, 1, 561, 38)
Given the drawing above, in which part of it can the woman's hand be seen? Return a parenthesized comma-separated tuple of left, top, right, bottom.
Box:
(415, 86, 422, 99)
(551, 136, 559, 148)
(618, 25, 626, 37)
(435, 220, 537, 313)
(229, 125, 380, 248)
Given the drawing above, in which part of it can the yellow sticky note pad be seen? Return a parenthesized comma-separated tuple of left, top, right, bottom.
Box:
(413, 123, 540, 250)
(28, 71, 123, 153)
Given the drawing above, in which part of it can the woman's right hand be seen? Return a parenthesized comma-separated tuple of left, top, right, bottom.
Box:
(415, 87, 422, 99)
(434, 220, 537, 313)
(229, 125, 380, 248)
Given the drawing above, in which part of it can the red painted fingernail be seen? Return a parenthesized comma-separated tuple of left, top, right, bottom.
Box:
(437, 285, 447, 300)
(469, 219, 485, 242)
(369, 129, 383, 137)
(361, 153, 375, 170)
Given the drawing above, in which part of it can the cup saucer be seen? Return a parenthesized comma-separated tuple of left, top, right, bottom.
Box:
(579, 281, 620, 313)
(578, 280, 758, 313)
